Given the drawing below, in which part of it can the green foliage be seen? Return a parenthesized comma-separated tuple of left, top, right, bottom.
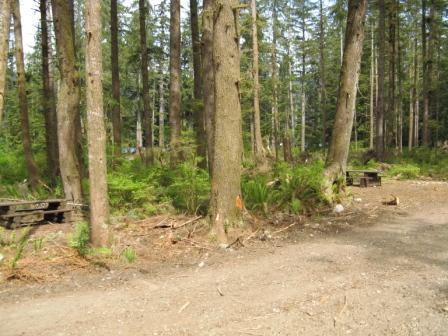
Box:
(163, 160, 210, 215)
(387, 164, 421, 180)
(121, 247, 137, 263)
(241, 175, 269, 212)
(242, 161, 327, 215)
(32, 237, 45, 252)
(68, 222, 90, 257)
(9, 228, 31, 269)
(270, 161, 327, 213)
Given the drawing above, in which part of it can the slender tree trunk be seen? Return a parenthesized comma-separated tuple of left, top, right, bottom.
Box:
(12, 0, 40, 190)
(300, 17, 306, 153)
(0, 0, 11, 124)
(251, 0, 265, 165)
(210, 0, 243, 244)
(85, 0, 109, 246)
(426, 0, 435, 146)
(40, 0, 59, 182)
(324, 0, 367, 197)
(158, 67, 165, 148)
(138, 0, 153, 165)
(189, 0, 206, 164)
(52, 0, 83, 202)
(111, 0, 122, 160)
(409, 63, 414, 150)
(169, 0, 181, 165)
(396, 2, 403, 153)
(369, 19, 375, 150)
(271, 0, 279, 160)
(318, 0, 327, 147)
(421, 0, 429, 146)
(388, 0, 396, 148)
(375, 0, 386, 160)
(202, 0, 214, 174)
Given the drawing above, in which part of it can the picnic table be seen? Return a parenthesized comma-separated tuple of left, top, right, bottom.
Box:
(0, 199, 73, 229)
(346, 170, 382, 188)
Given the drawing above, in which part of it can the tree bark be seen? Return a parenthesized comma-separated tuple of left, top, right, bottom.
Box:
(202, 0, 214, 175)
(85, 0, 110, 247)
(408, 41, 415, 150)
(375, 0, 386, 160)
(139, 0, 153, 165)
(210, 0, 243, 244)
(40, 0, 59, 184)
(396, 1, 403, 153)
(190, 0, 206, 164)
(271, 0, 280, 160)
(250, 0, 265, 165)
(318, 0, 327, 147)
(52, 0, 83, 202)
(169, 0, 181, 165)
(111, 0, 122, 160)
(388, 0, 396, 149)
(300, 16, 306, 153)
(158, 66, 165, 148)
(12, 0, 41, 190)
(324, 0, 367, 198)
(0, 0, 11, 124)
(421, 0, 429, 146)
(369, 18, 375, 150)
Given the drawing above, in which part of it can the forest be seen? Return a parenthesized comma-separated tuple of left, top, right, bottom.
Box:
(1, 0, 448, 333)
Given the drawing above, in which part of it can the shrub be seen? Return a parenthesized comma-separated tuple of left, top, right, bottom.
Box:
(387, 164, 420, 179)
(68, 222, 90, 256)
(241, 175, 269, 212)
(122, 247, 137, 263)
(164, 161, 210, 214)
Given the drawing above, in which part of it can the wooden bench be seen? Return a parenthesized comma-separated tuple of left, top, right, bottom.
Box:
(346, 170, 382, 188)
(0, 199, 73, 229)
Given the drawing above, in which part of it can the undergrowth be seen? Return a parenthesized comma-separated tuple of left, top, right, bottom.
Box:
(242, 161, 327, 215)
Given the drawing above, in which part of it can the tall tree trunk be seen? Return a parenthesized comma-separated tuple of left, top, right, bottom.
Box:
(158, 66, 165, 148)
(190, 0, 206, 164)
(202, 0, 214, 174)
(110, 0, 122, 160)
(375, 0, 386, 160)
(85, 0, 109, 246)
(210, 0, 243, 244)
(138, 0, 153, 165)
(271, 0, 279, 160)
(318, 0, 327, 147)
(169, 0, 181, 165)
(388, 0, 396, 148)
(251, 0, 265, 165)
(300, 16, 306, 153)
(421, 0, 429, 146)
(12, 0, 40, 190)
(324, 0, 367, 198)
(52, 0, 83, 202)
(409, 38, 417, 150)
(396, 1, 403, 153)
(425, 0, 435, 146)
(369, 18, 375, 150)
(0, 0, 11, 124)
(40, 0, 59, 184)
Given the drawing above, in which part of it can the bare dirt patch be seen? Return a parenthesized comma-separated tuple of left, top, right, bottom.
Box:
(1, 180, 448, 335)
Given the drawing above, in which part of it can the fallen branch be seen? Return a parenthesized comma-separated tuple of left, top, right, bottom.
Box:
(173, 216, 202, 230)
(178, 301, 190, 313)
(272, 222, 298, 235)
(243, 229, 260, 244)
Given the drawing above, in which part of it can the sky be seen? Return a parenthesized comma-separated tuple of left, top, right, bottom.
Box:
(21, 0, 189, 56)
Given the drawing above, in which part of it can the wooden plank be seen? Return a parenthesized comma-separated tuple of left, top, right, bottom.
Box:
(0, 199, 67, 207)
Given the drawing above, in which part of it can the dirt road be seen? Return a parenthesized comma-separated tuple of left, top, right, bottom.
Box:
(1, 181, 448, 335)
